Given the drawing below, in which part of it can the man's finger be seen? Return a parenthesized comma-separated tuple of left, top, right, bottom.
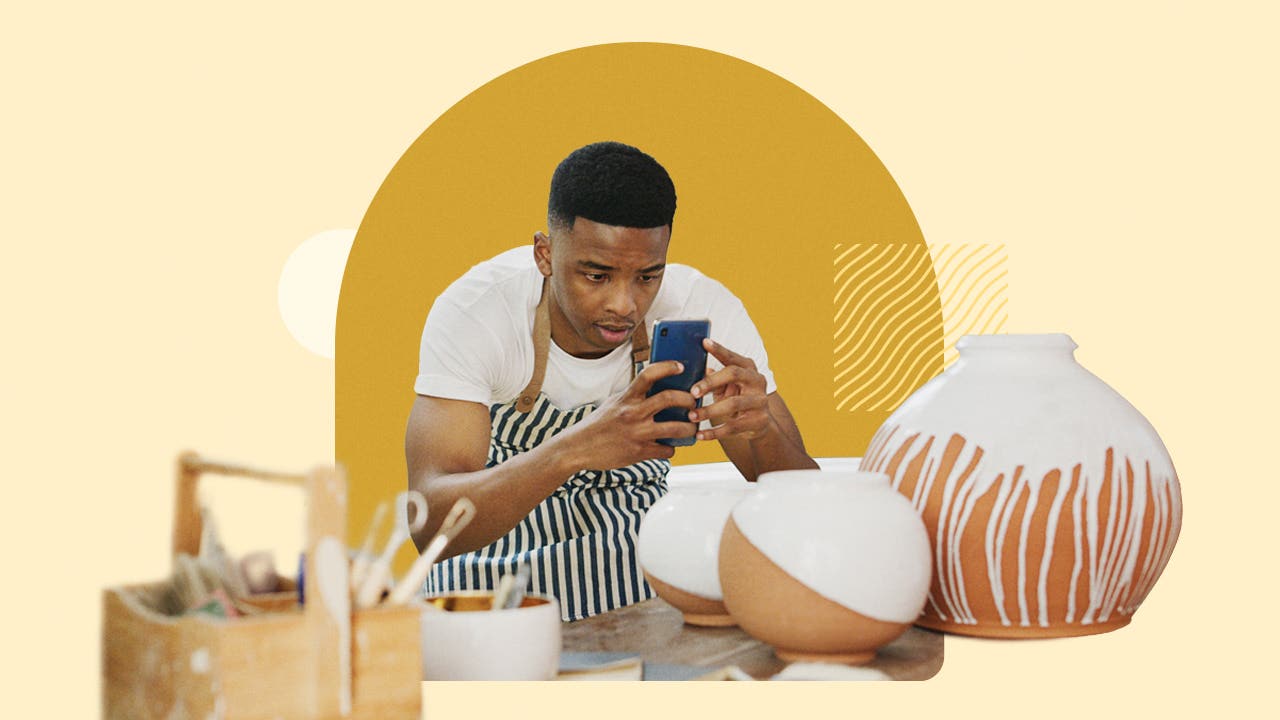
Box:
(694, 415, 767, 442)
(647, 420, 698, 441)
(702, 338, 753, 368)
(694, 422, 750, 443)
(689, 394, 763, 425)
(628, 359, 684, 397)
(692, 364, 756, 399)
(638, 388, 698, 417)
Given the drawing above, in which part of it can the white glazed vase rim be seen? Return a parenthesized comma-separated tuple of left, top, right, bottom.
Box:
(955, 333, 1077, 351)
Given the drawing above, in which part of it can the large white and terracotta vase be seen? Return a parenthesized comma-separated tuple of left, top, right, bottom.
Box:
(863, 334, 1182, 638)
(637, 483, 751, 626)
(718, 470, 932, 664)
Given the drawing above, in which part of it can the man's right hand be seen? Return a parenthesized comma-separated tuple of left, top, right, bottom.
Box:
(406, 361, 695, 557)
(555, 360, 698, 471)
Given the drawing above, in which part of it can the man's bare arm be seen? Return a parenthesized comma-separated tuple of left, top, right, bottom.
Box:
(405, 395, 582, 555)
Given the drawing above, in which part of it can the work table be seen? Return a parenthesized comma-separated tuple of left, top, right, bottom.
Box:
(561, 597, 943, 680)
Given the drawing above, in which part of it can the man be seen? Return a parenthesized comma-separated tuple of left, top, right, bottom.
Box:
(406, 141, 816, 620)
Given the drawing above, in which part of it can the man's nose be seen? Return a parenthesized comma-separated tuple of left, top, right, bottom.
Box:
(604, 280, 638, 318)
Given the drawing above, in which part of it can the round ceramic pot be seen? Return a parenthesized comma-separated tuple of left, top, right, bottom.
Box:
(719, 470, 931, 665)
(637, 482, 751, 626)
(863, 334, 1183, 638)
(419, 591, 562, 680)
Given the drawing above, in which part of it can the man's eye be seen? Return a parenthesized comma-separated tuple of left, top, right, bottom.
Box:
(585, 273, 607, 282)
(639, 275, 659, 283)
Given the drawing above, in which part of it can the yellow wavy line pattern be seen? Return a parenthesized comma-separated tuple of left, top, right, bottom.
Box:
(833, 243, 944, 412)
(928, 244, 1009, 366)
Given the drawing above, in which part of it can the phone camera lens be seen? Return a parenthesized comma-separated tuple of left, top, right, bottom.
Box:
(660, 328, 668, 336)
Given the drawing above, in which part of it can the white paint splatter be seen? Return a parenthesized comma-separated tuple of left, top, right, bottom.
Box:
(190, 647, 211, 674)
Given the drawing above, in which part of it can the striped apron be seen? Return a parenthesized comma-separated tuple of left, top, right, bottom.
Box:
(425, 280, 670, 621)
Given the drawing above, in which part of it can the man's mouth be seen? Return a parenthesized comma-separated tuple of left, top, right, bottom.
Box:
(595, 323, 634, 344)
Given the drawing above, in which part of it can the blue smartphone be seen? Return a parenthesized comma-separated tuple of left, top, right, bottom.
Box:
(646, 319, 710, 447)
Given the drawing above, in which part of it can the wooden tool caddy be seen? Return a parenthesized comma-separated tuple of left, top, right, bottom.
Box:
(102, 452, 422, 719)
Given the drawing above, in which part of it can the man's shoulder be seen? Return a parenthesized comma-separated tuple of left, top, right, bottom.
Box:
(656, 262, 743, 308)
(436, 246, 540, 312)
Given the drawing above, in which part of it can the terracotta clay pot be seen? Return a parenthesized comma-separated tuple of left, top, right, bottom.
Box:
(718, 470, 931, 664)
(863, 334, 1182, 638)
(637, 483, 750, 626)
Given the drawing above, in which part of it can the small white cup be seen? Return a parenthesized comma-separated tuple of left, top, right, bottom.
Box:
(419, 591, 562, 680)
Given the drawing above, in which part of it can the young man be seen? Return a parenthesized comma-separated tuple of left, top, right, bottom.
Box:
(406, 141, 816, 620)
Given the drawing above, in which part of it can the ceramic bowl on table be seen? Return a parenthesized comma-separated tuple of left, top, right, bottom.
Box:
(418, 591, 562, 680)
(637, 482, 751, 626)
(718, 469, 931, 665)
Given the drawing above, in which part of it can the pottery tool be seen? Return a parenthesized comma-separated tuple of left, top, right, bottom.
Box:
(239, 551, 280, 595)
(493, 562, 531, 611)
(504, 562, 531, 609)
(387, 497, 476, 605)
(492, 573, 517, 611)
(172, 553, 209, 612)
(354, 490, 427, 609)
(169, 553, 245, 617)
(198, 505, 250, 600)
(348, 500, 390, 592)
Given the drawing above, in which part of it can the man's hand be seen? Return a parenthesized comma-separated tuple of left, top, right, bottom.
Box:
(557, 360, 698, 470)
(688, 338, 773, 441)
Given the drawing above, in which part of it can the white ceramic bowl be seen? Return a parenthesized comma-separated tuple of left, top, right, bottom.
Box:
(636, 483, 751, 625)
(664, 456, 861, 488)
(419, 592, 562, 680)
(719, 469, 931, 664)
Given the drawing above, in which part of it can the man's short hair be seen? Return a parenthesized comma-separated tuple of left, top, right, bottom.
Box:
(547, 141, 677, 231)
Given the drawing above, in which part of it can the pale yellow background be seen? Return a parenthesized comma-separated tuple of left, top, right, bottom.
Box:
(3, 2, 1275, 718)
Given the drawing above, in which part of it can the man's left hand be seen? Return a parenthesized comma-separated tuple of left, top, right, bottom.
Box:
(688, 338, 773, 442)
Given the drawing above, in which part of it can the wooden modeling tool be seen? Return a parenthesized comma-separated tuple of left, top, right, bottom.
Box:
(354, 491, 426, 609)
(387, 498, 476, 605)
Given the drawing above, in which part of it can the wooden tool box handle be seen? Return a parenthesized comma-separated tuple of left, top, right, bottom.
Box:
(172, 451, 353, 718)
(173, 451, 308, 557)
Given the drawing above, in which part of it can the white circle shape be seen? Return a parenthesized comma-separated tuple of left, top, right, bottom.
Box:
(277, 229, 356, 358)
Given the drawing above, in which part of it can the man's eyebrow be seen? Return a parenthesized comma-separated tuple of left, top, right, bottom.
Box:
(576, 260, 667, 273)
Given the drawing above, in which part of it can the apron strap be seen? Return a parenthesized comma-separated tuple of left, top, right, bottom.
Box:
(515, 277, 652, 413)
(515, 279, 552, 413)
(630, 321, 650, 380)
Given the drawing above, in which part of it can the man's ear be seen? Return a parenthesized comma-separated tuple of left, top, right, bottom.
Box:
(533, 231, 553, 277)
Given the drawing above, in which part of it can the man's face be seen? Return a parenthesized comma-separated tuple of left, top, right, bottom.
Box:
(534, 217, 671, 359)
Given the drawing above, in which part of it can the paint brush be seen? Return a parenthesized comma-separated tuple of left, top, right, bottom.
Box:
(354, 490, 427, 609)
(387, 497, 476, 605)
(348, 501, 389, 592)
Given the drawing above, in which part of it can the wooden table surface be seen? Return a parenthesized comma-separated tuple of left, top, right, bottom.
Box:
(561, 597, 943, 680)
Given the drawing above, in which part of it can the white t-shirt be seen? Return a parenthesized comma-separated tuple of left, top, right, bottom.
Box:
(415, 246, 776, 411)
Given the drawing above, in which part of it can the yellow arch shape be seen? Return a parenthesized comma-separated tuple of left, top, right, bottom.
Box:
(336, 43, 942, 554)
